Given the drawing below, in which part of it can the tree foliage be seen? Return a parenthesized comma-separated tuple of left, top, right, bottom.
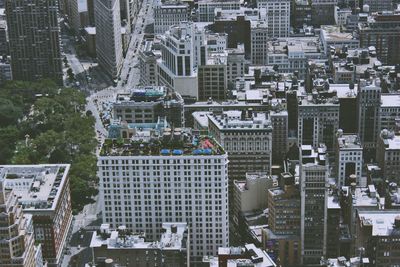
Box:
(0, 80, 98, 213)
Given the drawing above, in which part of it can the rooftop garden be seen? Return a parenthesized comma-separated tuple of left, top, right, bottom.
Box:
(100, 135, 225, 157)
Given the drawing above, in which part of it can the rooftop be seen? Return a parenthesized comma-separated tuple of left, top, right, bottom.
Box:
(358, 210, 400, 236)
(321, 25, 357, 42)
(208, 111, 272, 131)
(100, 129, 225, 157)
(337, 134, 362, 150)
(380, 130, 400, 150)
(0, 164, 70, 211)
(90, 223, 187, 250)
(381, 94, 400, 107)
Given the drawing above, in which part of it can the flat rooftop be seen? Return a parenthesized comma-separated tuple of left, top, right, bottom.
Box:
(337, 134, 362, 149)
(358, 210, 400, 236)
(91, 223, 187, 250)
(381, 94, 400, 108)
(0, 164, 70, 211)
(100, 129, 225, 157)
(321, 25, 357, 42)
(208, 111, 272, 131)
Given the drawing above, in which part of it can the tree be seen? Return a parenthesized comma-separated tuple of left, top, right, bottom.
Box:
(0, 98, 23, 127)
(0, 126, 19, 164)
(67, 68, 75, 81)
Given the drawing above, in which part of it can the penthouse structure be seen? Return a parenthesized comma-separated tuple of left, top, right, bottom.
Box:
(98, 129, 229, 260)
(112, 86, 184, 127)
(0, 164, 73, 267)
(207, 111, 273, 182)
(90, 223, 188, 266)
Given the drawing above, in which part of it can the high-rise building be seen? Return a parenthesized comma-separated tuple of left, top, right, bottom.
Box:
(298, 92, 340, 150)
(207, 111, 272, 182)
(94, 0, 123, 79)
(0, 181, 39, 267)
(0, 164, 73, 267)
(356, 211, 400, 266)
(139, 41, 159, 86)
(271, 109, 288, 164)
(197, 0, 240, 22)
(362, 0, 393, 13)
(198, 54, 227, 101)
(257, 0, 290, 38)
(98, 129, 229, 260)
(380, 94, 400, 132)
(226, 44, 246, 89)
(357, 79, 381, 150)
(250, 21, 268, 65)
(154, 1, 189, 35)
(300, 145, 329, 265)
(5, 0, 62, 84)
(264, 172, 301, 267)
(310, 0, 337, 26)
(112, 86, 184, 127)
(157, 22, 201, 98)
(358, 12, 400, 65)
(376, 130, 400, 183)
(336, 132, 363, 187)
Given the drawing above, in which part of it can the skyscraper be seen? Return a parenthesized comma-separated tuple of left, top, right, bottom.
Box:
(300, 145, 328, 265)
(357, 79, 381, 151)
(5, 0, 63, 84)
(94, 0, 123, 79)
(98, 128, 229, 261)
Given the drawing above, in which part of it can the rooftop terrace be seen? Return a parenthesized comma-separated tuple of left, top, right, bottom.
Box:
(100, 129, 225, 157)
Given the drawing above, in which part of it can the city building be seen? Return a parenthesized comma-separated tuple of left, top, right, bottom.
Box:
(198, 52, 227, 101)
(157, 22, 201, 98)
(112, 86, 184, 127)
(0, 18, 7, 55)
(90, 223, 187, 267)
(0, 181, 42, 267)
(94, 0, 123, 79)
(336, 132, 363, 187)
(98, 130, 229, 260)
(376, 130, 400, 182)
(202, 244, 277, 267)
(380, 94, 400, 132)
(154, 1, 189, 35)
(232, 173, 275, 233)
(138, 41, 160, 86)
(356, 78, 381, 150)
(264, 172, 301, 267)
(197, 0, 240, 22)
(207, 111, 273, 182)
(0, 164, 73, 267)
(297, 92, 340, 150)
(0, 56, 12, 85)
(250, 21, 268, 65)
(270, 109, 288, 164)
(267, 38, 322, 79)
(300, 145, 329, 265)
(226, 44, 246, 89)
(292, 0, 312, 29)
(358, 12, 400, 65)
(363, 0, 393, 13)
(320, 25, 359, 55)
(5, 0, 62, 84)
(310, 0, 337, 26)
(356, 211, 400, 266)
(257, 0, 290, 38)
